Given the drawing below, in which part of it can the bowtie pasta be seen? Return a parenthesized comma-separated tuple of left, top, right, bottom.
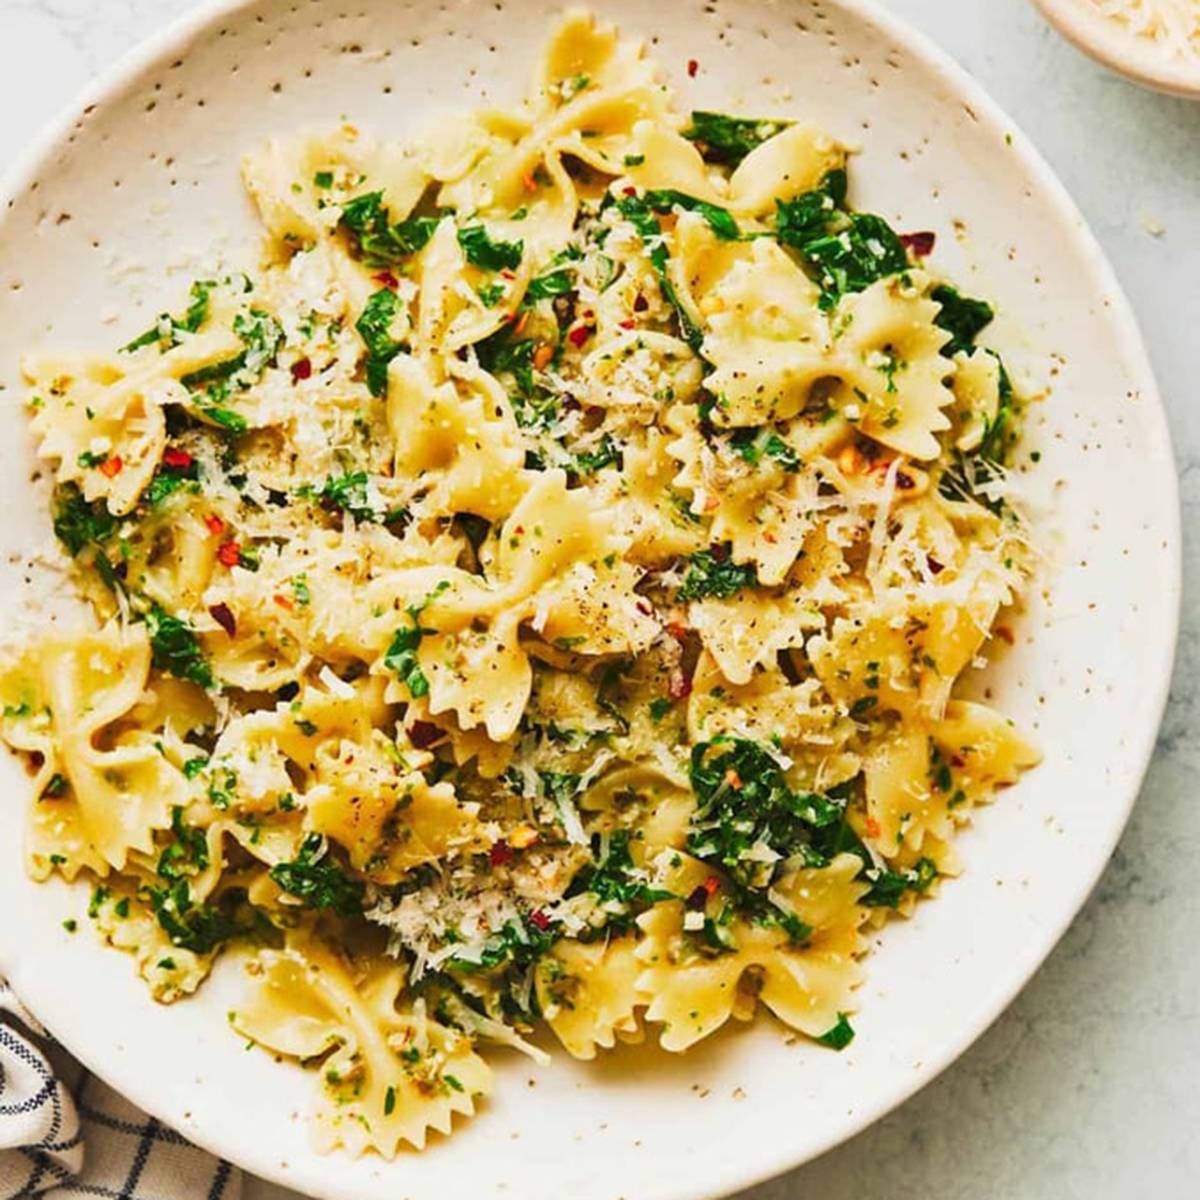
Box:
(0, 10, 1041, 1157)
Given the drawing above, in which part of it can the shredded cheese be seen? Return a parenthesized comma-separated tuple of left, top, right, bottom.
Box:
(1089, 0, 1200, 60)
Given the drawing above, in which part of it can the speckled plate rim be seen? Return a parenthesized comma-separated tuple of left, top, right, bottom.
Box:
(0, 1, 1182, 1197)
(1031, 0, 1200, 99)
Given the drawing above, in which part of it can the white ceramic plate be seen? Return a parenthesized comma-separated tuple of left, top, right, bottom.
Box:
(1032, 0, 1200, 99)
(0, 2, 1181, 1198)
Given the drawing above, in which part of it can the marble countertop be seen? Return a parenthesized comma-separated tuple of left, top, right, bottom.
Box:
(1, 1, 1195, 1196)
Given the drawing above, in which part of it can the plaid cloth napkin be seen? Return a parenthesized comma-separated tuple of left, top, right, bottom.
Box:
(0, 981, 241, 1200)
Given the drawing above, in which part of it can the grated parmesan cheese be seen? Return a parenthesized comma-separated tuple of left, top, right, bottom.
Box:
(1088, 0, 1200, 60)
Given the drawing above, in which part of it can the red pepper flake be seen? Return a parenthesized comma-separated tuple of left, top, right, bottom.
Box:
(633, 293, 648, 313)
(994, 625, 1014, 645)
(162, 447, 192, 470)
(373, 271, 399, 289)
(217, 541, 241, 567)
(489, 840, 514, 867)
(567, 323, 592, 348)
(927, 555, 945, 576)
(273, 593, 293, 610)
(635, 599, 654, 617)
(529, 910, 552, 931)
(522, 172, 539, 193)
(290, 357, 312, 381)
(951, 755, 966, 769)
(408, 720, 444, 749)
(619, 318, 636, 330)
(204, 513, 225, 537)
(510, 311, 530, 336)
(209, 602, 237, 637)
(724, 768, 742, 790)
(668, 669, 693, 701)
(500, 269, 516, 281)
(622, 185, 638, 197)
(665, 620, 689, 643)
(513, 525, 525, 536)
(99, 455, 123, 478)
(710, 542, 728, 562)
(865, 816, 882, 838)
(899, 231, 936, 258)
(687, 58, 699, 78)
(702, 875, 720, 896)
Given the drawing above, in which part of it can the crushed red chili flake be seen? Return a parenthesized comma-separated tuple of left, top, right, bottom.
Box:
(865, 816, 882, 838)
(951, 755, 966, 769)
(899, 231, 936, 257)
(500, 269, 516, 280)
(927, 555, 945, 575)
(635, 598, 654, 616)
(567, 324, 592, 348)
(665, 620, 689, 643)
(217, 541, 242, 567)
(633, 293, 648, 313)
(687, 58, 699, 77)
(209, 602, 236, 637)
(373, 271, 399, 289)
(162, 447, 192, 470)
(290, 357, 312, 381)
(710, 542, 729, 561)
(702, 875, 720, 895)
(204, 513, 225, 536)
(273, 594, 293, 610)
(724, 768, 742, 790)
(408, 720, 444, 749)
(529, 910, 552, 931)
(99, 456, 123, 478)
(622, 185, 638, 197)
(668, 669, 693, 701)
(489, 840, 514, 867)
(619, 318, 636, 330)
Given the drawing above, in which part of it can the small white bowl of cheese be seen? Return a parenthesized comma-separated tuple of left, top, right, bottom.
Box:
(1032, 0, 1200, 97)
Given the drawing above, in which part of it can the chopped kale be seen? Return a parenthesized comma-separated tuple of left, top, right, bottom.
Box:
(355, 288, 407, 397)
(147, 879, 244, 955)
(180, 308, 283, 393)
(677, 545, 758, 602)
(156, 805, 210, 881)
(684, 110, 793, 165)
(931, 284, 995, 358)
(310, 470, 381, 522)
(566, 829, 673, 932)
(687, 736, 847, 888)
(643, 189, 741, 241)
(613, 192, 703, 350)
(122, 279, 214, 353)
(145, 602, 214, 690)
(798, 213, 909, 307)
(816, 1013, 855, 1050)
(457, 224, 524, 272)
(524, 267, 575, 303)
(730, 428, 800, 472)
(269, 833, 364, 917)
(445, 914, 559, 973)
(571, 434, 622, 475)
(339, 191, 439, 265)
(773, 169, 848, 245)
(52, 483, 117, 557)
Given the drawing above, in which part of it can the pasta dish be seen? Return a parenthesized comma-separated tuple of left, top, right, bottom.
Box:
(0, 11, 1039, 1156)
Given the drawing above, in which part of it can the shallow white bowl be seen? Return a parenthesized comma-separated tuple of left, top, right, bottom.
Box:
(0, 2, 1181, 1199)
(1032, 0, 1200, 99)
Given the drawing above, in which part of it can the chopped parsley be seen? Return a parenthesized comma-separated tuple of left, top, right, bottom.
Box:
(52, 483, 116, 557)
(643, 189, 741, 241)
(524, 267, 574, 303)
(816, 1013, 855, 1050)
(384, 583, 448, 699)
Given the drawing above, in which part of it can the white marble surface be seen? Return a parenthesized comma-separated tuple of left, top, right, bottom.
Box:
(0, 1, 1195, 1197)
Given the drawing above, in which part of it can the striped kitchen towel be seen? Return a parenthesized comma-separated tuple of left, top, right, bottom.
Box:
(0, 981, 240, 1200)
